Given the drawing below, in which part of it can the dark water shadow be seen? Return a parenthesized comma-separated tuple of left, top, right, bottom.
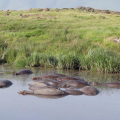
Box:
(0, 86, 12, 89)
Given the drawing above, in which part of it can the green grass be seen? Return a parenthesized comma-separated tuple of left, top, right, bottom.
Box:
(0, 8, 120, 72)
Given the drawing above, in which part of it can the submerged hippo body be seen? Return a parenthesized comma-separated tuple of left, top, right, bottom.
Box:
(81, 86, 99, 96)
(29, 86, 55, 90)
(13, 69, 33, 75)
(33, 75, 60, 80)
(0, 80, 12, 88)
(65, 88, 83, 95)
(33, 79, 60, 87)
(41, 75, 60, 80)
(19, 87, 66, 96)
(57, 76, 85, 82)
(28, 82, 50, 87)
(91, 82, 120, 88)
(58, 80, 89, 88)
(32, 73, 66, 80)
(103, 82, 120, 88)
(32, 77, 42, 80)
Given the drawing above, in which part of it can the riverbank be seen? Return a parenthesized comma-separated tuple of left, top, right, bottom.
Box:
(0, 8, 120, 72)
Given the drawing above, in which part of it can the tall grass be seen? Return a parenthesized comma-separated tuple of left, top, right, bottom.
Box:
(0, 37, 7, 63)
(0, 9, 120, 72)
(85, 48, 120, 72)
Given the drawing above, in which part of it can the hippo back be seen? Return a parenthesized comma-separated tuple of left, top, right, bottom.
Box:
(33, 88, 65, 95)
(81, 86, 99, 96)
(0, 80, 12, 87)
(14, 69, 33, 75)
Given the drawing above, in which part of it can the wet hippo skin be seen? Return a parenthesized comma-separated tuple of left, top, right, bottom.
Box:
(13, 69, 33, 75)
(0, 80, 13, 88)
(81, 86, 100, 96)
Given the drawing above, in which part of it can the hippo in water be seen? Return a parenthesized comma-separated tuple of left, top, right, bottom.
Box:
(81, 86, 100, 96)
(0, 80, 13, 88)
(65, 88, 83, 95)
(13, 69, 33, 75)
(57, 80, 89, 88)
(33, 79, 60, 87)
(29, 85, 56, 90)
(28, 82, 50, 87)
(32, 73, 66, 80)
(18, 87, 66, 96)
(32, 75, 60, 80)
(57, 76, 85, 82)
(104, 82, 120, 88)
(28, 81, 58, 90)
(91, 82, 120, 88)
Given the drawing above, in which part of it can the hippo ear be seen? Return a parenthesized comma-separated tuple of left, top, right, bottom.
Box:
(13, 73, 18, 75)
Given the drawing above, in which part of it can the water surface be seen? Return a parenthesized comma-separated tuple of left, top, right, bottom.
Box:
(0, 65, 120, 120)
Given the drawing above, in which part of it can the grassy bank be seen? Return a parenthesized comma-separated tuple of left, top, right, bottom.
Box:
(0, 8, 120, 72)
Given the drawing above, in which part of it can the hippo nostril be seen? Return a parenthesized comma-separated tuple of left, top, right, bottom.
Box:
(23, 92, 26, 95)
(18, 91, 21, 94)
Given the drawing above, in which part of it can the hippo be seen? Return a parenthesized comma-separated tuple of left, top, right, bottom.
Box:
(65, 88, 83, 95)
(29, 85, 56, 90)
(13, 69, 33, 75)
(28, 82, 50, 87)
(32, 77, 42, 80)
(33, 79, 60, 87)
(57, 80, 89, 88)
(57, 76, 85, 82)
(42, 75, 60, 80)
(81, 86, 99, 96)
(0, 80, 12, 88)
(32, 75, 60, 80)
(18, 87, 66, 96)
(103, 82, 120, 88)
(90, 82, 120, 88)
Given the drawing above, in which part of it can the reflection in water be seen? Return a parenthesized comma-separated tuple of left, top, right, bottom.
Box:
(34, 94, 68, 99)
(0, 65, 120, 120)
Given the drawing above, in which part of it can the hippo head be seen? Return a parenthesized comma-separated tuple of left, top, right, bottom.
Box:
(32, 77, 42, 80)
(92, 82, 101, 86)
(13, 73, 19, 75)
(18, 91, 26, 95)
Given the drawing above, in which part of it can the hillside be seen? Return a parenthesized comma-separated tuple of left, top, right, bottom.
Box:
(0, 8, 120, 72)
(0, 0, 120, 11)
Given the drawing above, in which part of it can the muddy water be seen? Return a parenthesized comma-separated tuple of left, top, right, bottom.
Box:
(0, 65, 120, 120)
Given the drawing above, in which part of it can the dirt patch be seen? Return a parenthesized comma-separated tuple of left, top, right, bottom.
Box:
(4, 13, 9, 16)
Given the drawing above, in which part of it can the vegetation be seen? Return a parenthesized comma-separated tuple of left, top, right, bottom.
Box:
(0, 8, 120, 73)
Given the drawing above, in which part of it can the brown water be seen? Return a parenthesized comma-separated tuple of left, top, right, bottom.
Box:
(0, 65, 120, 120)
